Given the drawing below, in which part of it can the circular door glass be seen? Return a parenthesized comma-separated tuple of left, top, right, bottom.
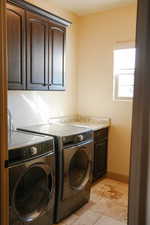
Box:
(69, 150, 89, 189)
(14, 166, 52, 222)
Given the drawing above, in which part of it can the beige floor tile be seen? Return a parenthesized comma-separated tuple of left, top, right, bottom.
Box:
(57, 214, 79, 225)
(75, 201, 95, 216)
(116, 195, 128, 208)
(95, 216, 126, 225)
(90, 192, 103, 202)
(91, 182, 126, 200)
(93, 179, 128, 196)
(72, 210, 102, 225)
(58, 178, 128, 225)
(91, 198, 127, 222)
(93, 179, 121, 187)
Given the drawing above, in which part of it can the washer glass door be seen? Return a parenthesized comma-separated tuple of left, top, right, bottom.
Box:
(69, 148, 90, 190)
(13, 165, 52, 222)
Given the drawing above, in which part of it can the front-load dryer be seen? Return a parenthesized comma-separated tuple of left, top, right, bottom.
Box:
(57, 134, 93, 222)
(7, 131, 55, 225)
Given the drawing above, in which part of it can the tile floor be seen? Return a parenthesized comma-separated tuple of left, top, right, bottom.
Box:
(57, 178, 128, 225)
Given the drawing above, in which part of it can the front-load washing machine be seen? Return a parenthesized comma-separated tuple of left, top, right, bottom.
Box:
(7, 130, 55, 225)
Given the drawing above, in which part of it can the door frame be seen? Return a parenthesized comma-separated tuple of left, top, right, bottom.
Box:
(0, 0, 9, 225)
(128, 0, 150, 224)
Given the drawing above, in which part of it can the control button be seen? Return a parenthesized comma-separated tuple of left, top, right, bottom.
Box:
(74, 135, 84, 143)
(23, 150, 27, 157)
(30, 146, 38, 155)
(78, 135, 84, 142)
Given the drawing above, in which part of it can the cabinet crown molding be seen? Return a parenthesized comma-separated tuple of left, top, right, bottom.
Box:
(8, 0, 72, 26)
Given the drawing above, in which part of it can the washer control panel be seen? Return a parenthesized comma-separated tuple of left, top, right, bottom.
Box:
(9, 140, 54, 165)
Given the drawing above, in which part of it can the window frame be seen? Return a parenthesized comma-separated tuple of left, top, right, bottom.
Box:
(113, 42, 135, 101)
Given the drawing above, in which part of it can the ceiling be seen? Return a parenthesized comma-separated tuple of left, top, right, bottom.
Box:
(51, 0, 136, 16)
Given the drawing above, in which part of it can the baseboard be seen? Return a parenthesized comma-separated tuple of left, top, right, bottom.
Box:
(107, 172, 129, 183)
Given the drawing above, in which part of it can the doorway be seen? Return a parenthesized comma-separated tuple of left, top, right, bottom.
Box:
(0, 0, 149, 224)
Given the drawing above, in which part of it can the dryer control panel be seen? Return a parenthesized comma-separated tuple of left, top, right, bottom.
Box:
(8, 140, 54, 167)
(62, 131, 93, 148)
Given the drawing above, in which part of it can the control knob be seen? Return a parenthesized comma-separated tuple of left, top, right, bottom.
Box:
(75, 134, 84, 143)
(30, 146, 38, 155)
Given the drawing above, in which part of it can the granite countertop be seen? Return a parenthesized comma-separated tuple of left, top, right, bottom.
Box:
(63, 121, 110, 131)
(49, 115, 111, 131)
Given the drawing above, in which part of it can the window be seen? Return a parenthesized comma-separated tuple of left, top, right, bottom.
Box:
(113, 46, 136, 100)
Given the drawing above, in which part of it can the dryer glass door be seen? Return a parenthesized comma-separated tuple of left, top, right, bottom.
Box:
(62, 141, 93, 200)
(69, 149, 90, 190)
(13, 165, 52, 222)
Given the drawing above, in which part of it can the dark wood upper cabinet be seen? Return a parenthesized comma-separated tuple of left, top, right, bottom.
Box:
(7, 3, 26, 90)
(48, 25, 65, 90)
(7, 0, 70, 91)
(26, 12, 48, 90)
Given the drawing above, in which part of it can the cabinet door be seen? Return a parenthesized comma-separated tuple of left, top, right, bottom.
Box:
(26, 12, 48, 90)
(7, 3, 26, 90)
(94, 141, 108, 179)
(48, 24, 65, 90)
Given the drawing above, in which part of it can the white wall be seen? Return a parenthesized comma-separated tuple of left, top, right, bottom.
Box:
(77, 4, 137, 176)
